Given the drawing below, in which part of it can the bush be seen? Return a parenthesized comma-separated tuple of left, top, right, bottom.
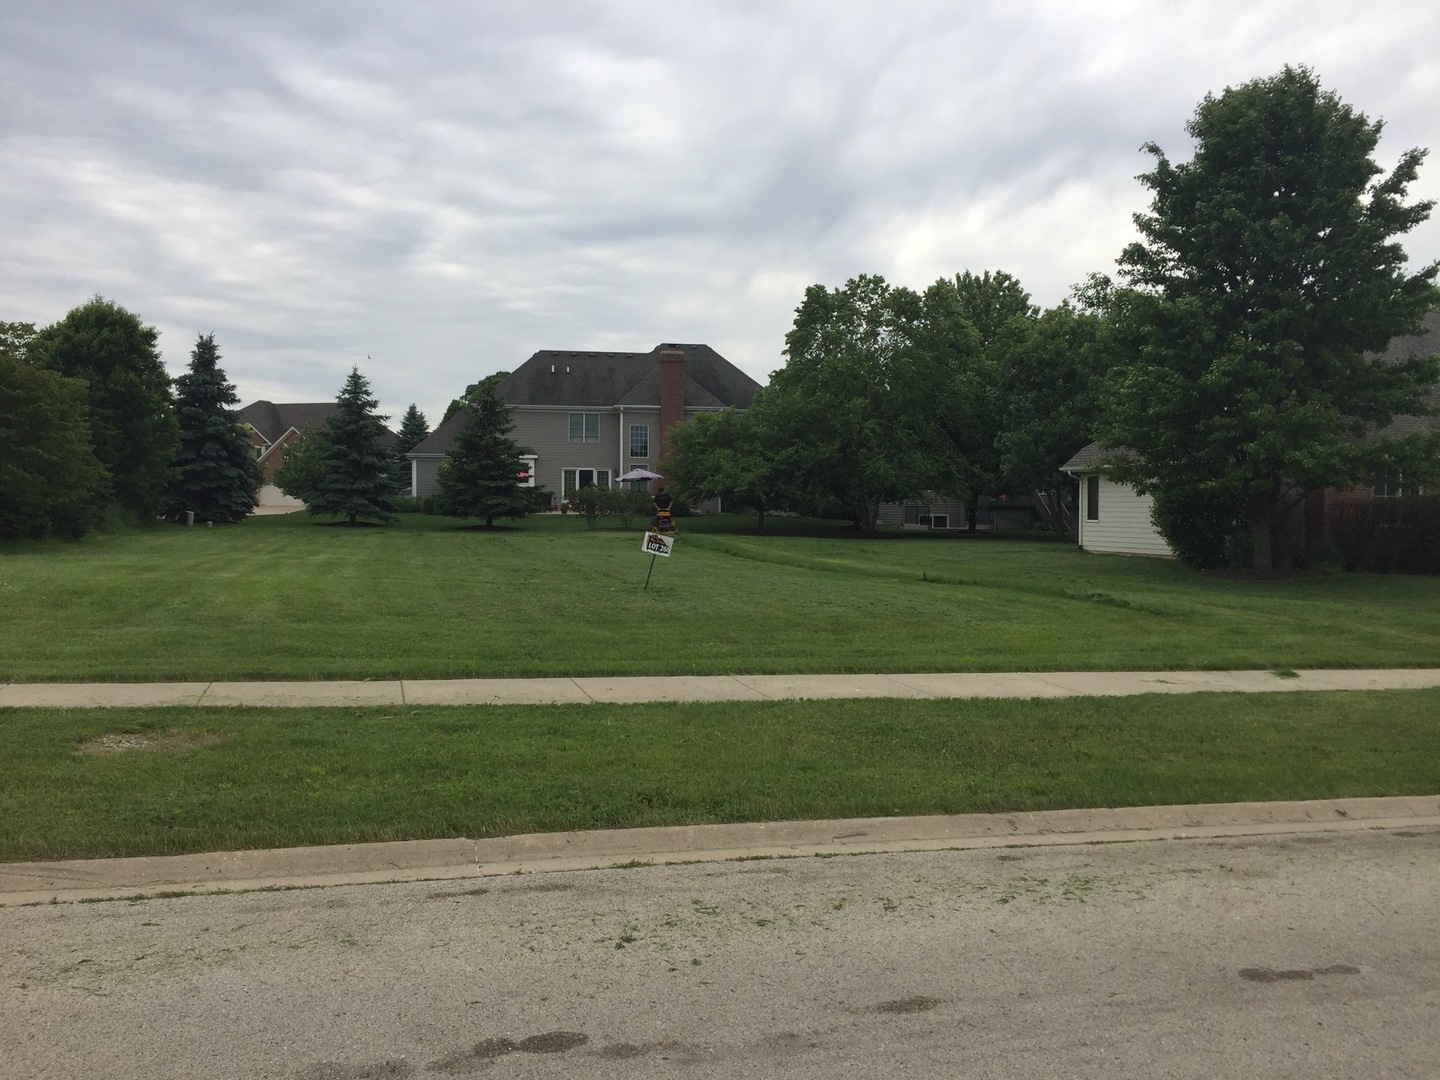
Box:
(393, 495, 438, 514)
(611, 489, 652, 528)
(562, 487, 652, 529)
(1150, 484, 1248, 569)
(1330, 495, 1440, 573)
(565, 487, 605, 528)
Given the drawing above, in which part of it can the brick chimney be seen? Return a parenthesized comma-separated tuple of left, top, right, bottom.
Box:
(658, 346, 686, 468)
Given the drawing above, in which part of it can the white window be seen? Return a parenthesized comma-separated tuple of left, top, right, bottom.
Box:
(562, 468, 611, 496)
(629, 424, 649, 458)
(569, 413, 599, 442)
(518, 454, 536, 488)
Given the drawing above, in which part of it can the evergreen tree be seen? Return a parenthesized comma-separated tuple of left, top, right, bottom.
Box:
(307, 367, 398, 525)
(436, 383, 534, 526)
(0, 339, 104, 540)
(391, 403, 430, 493)
(166, 333, 260, 523)
(31, 297, 179, 520)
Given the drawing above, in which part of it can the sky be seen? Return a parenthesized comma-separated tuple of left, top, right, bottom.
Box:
(3, 1, 1438, 424)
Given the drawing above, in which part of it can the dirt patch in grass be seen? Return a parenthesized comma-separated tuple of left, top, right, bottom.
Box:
(75, 730, 229, 755)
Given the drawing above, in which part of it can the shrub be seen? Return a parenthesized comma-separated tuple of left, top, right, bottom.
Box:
(1330, 495, 1440, 573)
(1150, 484, 1248, 570)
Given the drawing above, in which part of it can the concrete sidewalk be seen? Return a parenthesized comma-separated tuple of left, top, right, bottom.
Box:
(3, 795, 1437, 907)
(2, 667, 1440, 708)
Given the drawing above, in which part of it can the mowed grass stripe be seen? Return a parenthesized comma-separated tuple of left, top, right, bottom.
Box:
(3, 513, 1440, 681)
(3, 689, 1437, 861)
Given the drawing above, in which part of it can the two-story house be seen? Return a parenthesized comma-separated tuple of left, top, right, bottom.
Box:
(408, 343, 762, 502)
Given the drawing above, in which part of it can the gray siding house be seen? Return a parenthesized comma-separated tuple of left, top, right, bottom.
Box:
(408, 343, 762, 502)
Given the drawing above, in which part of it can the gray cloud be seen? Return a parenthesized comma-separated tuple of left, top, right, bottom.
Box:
(3, 0, 1437, 422)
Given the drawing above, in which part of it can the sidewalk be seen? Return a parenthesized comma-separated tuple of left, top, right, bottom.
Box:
(3, 795, 1437, 907)
(2, 667, 1439, 707)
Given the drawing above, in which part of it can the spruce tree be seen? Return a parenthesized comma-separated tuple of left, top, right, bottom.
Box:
(166, 333, 260, 523)
(391, 403, 430, 493)
(436, 383, 534, 527)
(307, 367, 398, 525)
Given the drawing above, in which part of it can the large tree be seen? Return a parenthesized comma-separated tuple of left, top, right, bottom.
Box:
(166, 333, 260, 523)
(1100, 67, 1439, 571)
(435, 382, 534, 526)
(996, 287, 1112, 495)
(917, 270, 1034, 529)
(0, 328, 104, 540)
(30, 297, 179, 520)
(307, 367, 398, 525)
(773, 275, 936, 530)
(441, 372, 509, 426)
(666, 405, 791, 530)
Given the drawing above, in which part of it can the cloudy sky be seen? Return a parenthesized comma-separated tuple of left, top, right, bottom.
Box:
(4, 1, 1438, 423)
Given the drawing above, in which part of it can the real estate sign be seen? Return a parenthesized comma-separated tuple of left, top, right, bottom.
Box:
(641, 531, 675, 557)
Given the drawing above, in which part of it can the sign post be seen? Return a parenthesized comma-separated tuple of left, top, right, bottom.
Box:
(641, 531, 674, 590)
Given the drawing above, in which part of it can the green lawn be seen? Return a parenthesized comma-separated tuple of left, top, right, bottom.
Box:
(3, 690, 1437, 861)
(3, 512, 1439, 681)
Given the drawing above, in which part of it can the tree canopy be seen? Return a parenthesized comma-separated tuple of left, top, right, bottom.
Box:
(1100, 66, 1440, 570)
(441, 372, 509, 426)
(666, 405, 790, 530)
(771, 275, 937, 529)
(166, 333, 259, 523)
(0, 347, 103, 540)
(30, 297, 179, 520)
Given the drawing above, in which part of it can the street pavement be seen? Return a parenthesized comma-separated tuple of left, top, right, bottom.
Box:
(4, 825, 1437, 1079)
(3, 666, 1439, 707)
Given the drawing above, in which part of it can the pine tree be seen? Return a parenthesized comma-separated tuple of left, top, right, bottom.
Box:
(391, 403, 430, 493)
(166, 334, 260, 523)
(436, 383, 534, 527)
(307, 367, 398, 525)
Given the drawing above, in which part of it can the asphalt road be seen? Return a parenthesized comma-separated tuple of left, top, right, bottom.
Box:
(4, 827, 1437, 1079)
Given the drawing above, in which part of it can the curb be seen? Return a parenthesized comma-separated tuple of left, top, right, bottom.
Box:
(4, 795, 1437, 907)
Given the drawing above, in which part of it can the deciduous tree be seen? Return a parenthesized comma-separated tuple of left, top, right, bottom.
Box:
(31, 297, 179, 520)
(666, 406, 788, 530)
(0, 346, 103, 539)
(1100, 67, 1440, 571)
(773, 275, 935, 530)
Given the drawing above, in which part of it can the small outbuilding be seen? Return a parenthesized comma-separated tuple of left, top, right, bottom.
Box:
(1059, 444, 1174, 557)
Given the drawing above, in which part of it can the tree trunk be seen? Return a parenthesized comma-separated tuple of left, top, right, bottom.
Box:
(756, 507, 766, 532)
(967, 494, 980, 534)
(1250, 511, 1273, 573)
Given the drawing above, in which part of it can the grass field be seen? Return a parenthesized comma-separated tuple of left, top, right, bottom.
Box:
(3, 512, 1439, 682)
(3, 689, 1437, 861)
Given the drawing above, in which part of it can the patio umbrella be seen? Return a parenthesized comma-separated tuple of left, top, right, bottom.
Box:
(616, 468, 664, 482)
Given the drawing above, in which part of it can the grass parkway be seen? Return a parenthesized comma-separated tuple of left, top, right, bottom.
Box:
(1, 511, 1438, 864)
